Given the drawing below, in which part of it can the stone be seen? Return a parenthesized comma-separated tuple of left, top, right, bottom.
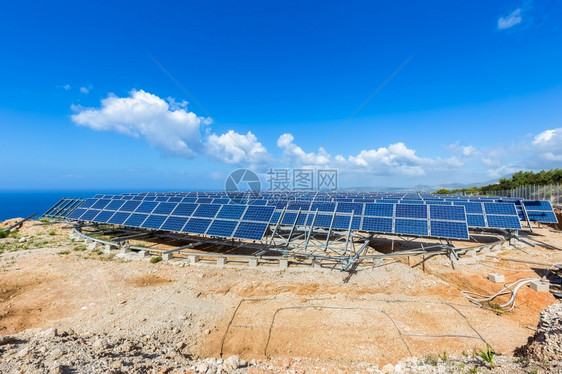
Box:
(19, 237, 27, 243)
(487, 273, 505, 283)
(381, 363, 394, 373)
(223, 355, 240, 372)
(43, 327, 59, 338)
(279, 258, 288, 270)
(195, 362, 208, 373)
(92, 338, 108, 351)
(17, 347, 29, 358)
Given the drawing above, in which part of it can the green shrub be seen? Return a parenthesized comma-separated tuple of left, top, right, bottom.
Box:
(150, 256, 162, 264)
(477, 343, 496, 368)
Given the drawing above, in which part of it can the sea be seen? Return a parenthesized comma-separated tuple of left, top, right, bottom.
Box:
(0, 191, 120, 222)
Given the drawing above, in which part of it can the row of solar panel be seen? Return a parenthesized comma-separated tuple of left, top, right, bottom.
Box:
(67, 205, 470, 240)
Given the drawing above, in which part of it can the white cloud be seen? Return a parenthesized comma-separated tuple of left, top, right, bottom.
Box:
(79, 86, 90, 94)
(277, 133, 331, 165)
(498, 8, 522, 30)
(71, 89, 204, 158)
(446, 141, 477, 157)
(206, 130, 270, 165)
(531, 127, 562, 161)
(63, 84, 71, 91)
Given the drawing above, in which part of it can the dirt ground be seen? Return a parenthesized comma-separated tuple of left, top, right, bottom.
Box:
(1, 218, 561, 372)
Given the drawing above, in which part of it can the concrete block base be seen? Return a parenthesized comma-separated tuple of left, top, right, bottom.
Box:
(217, 257, 226, 267)
(104, 244, 117, 254)
(279, 258, 288, 270)
(373, 259, 384, 267)
(162, 253, 173, 261)
(530, 280, 549, 293)
(488, 273, 505, 283)
(312, 259, 322, 268)
(249, 258, 258, 268)
(87, 241, 101, 250)
(188, 255, 200, 264)
(139, 250, 149, 257)
(120, 247, 131, 254)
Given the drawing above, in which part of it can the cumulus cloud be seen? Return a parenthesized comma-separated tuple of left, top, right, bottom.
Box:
(277, 133, 331, 165)
(206, 130, 270, 165)
(80, 86, 90, 94)
(71, 89, 205, 158)
(532, 128, 562, 161)
(498, 8, 522, 30)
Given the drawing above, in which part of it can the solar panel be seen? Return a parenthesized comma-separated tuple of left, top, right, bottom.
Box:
(135, 201, 159, 214)
(67, 208, 87, 220)
(486, 215, 521, 229)
(182, 218, 212, 234)
(91, 199, 111, 210)
(484, 203, 517, 215)
(395, 204, 427, 219)
(522, 200, 558, 223)
(233, 221, 268, 240)
(522, 200, 552, 211)
(216, 204, 247, 220)
(192, 204, 221, 218)
(171, 203, 198, 217)
(80, 198, 98, 209)
(92, 210, 114, 224)
(395, 218, 428, 236)
(141, 214, 167, 229)
(81, 209, 100, 221)
(453, 202, 483, 214)
(430, 220, 469, 239)
(119, 200, 142, 212)
(361, 217, 393, 233)
(310, 202, 336, 212)
(336, 202, 364, 214)
(364, 203, 394, 217)
(123, 213, 149, 227)
(105, 199, 126, 211)
(429, 205, 465, 221)
(107, 212, 131, 225)
(526, 211, 557, 223)
(242, 205, 275, 222)
(161, 216, 188, 232)
(152, 202, 178, 215)
(206, 219, 238, 237)
(466, 214, 486, 227)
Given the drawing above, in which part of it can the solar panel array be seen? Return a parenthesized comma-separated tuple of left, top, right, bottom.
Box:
(46, 191, 557, 242)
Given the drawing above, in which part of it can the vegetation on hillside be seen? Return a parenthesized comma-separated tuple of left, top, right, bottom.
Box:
(434, 169, 562, 195)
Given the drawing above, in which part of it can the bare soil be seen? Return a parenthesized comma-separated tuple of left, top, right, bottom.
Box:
(1, 218, 561, 373)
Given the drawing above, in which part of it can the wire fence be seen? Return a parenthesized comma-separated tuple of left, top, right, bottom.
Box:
(492, 184, 562, 206)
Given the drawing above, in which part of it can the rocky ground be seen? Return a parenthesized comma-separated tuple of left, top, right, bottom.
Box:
(1, 218, 561, 373)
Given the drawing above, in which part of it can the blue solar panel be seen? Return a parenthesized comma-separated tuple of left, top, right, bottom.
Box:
(81, 209, 100, 221)
(216, 205, 247, 220)
(68, 208, 87, 220)
(107, 212, 131, 225)
(287, 202, 311, 210)
(281, 212, 298, 225)
(152, 202, 177, 215)
(310, 202, 336, 212)
(119, 200, 142, 212)
(364, 203, 394, 217)
(526, 211, 558, 223)
(430, 221, 469, 239)
(124, 213, 149, 227)
(135, 201, 159, 214)
(395, 204, 427, 219)
(105, 200, 126, 211)
(168, 197, 182, 203)
(332, 215, 362, 230)
(171, 203, 198, 217)
(233, 221, 268, 240)
(429, 205, 466, 221)
(192, 204, 221, 218)
(270, 211, 281, 224)
(242, 206, 275, 222)
(453, 202, 483, 214)
(484, 203, 517, 215)
(161, 216, 188, 232)
(307, 214, 333, 228)
(92, 210, 114, 223)
(336, 202, 364, 214)
(182, 218, 212, 234)
(523, 200, 552, 211)
(361, 217, 393, 233)
(395, 219, 428, 236)
(486, 215, 522, 229)
(206, 219, 238, 237)
(80, 198, 98, 209)
(91, 199, 111, 209)
(467, 214, 486, 227)
(141, 215, 167, 229)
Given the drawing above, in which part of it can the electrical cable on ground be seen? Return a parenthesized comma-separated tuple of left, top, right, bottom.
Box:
(461, 278, 541, 312)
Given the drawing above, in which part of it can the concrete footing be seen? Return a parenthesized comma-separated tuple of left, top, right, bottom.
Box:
(312, 259, 322, 268)
(488, 273, 505, 283)
(373, 259, 384, 267)
(120, 247, 131, 254)
(162, 253, 173, 261)
(188, 255, 200, 264)
(249, 258, 258, 267)
(104, 244, 117, 254)
(138, 250, 149, 257)
(217, 257, 226, 267)
(279, 258, 288, 270)
(530, 280, 549, 293)
(87, 241, 101, 250)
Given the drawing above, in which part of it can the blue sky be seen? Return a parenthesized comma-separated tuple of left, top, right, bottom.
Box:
(1, 0, 561, 191)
